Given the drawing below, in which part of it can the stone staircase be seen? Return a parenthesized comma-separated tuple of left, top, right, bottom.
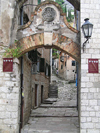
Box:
(49, 84, 58, 98)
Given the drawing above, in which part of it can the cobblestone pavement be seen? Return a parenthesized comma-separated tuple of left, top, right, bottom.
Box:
(21, 75, 79, 133)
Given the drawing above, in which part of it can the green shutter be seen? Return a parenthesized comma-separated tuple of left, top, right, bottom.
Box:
(38, 0, 41, 4)
(40, 58, 45, 72)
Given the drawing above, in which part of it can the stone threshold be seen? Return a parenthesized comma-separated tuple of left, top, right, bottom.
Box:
(30, 115, 78, 117)
(39, 106, 77, 108)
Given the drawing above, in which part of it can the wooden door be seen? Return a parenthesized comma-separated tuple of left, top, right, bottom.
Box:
(41, 85, 43, 103)
(35, 84, 37, 107)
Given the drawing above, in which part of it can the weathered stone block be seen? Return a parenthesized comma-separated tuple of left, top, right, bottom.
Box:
(81, 111, 89, 116)
(81, 88, 89, 92)
(87, 117, 91, 122)
(95, 123, 100, 128)
(80, 129, 86, 133)
(89, 112, 95, 117)
(96, 112, 100, 117)
(7, 93, 19, 100)
(97, 100, 100, 106)
(81, 123, 94, 129)
(88, 93, 94, 99)
(81, 77, 89, 82)
(87, 129, 100, 133)
(3, 119, 17, 124)
(81, 117, 86, 122)
(6, 106, 18, 112)
(92, 117, 98, 122)
(86, 82, 93, 88)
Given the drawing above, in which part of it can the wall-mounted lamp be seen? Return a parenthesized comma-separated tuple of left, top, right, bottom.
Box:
(82, 18, 93, 52)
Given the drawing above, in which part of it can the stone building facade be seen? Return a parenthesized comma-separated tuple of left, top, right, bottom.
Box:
(0, 0, 100, 133)
(80, 0, 100, 132)
(23, 47, 50, 126)
(58, 53, 76, 81)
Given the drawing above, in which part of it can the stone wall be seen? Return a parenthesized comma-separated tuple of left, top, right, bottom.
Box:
(80, 0, 100, 132)
(38, 47, 50, 63)
(58, 54, 76, 81)
(23, 54, 50, 126)
(0, 56, 20, 133)
(23, 55, 32, 126)
(0, 0, 21, 132)
(32, 73, 49, 106)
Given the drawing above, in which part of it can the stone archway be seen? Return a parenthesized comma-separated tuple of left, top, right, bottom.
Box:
(12, 1, 80, 132)
(13, 1, 80, 62)
(14, 33, 80, 62)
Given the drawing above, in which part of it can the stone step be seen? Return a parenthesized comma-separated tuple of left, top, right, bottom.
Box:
(30, 107, 78, 117)
(39, 104, 77, 108)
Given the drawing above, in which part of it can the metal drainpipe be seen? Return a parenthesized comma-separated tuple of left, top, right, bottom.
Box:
(50, 49, 52, 83)
(19, 7, 23, 133)
(76, 10, 79, 111)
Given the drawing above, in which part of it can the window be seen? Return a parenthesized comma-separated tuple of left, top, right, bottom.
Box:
(65, 62, 66, 66)
(72, 61, 75, 66)
(46, 63, 49, 76)
(61, 64, 63, 69)
(31, 64, 37, 74)
(40, 58, 45, 72)
(37, 57, 40, 72)
(28, 50, 37, 62)
(45, 63, 51, 77)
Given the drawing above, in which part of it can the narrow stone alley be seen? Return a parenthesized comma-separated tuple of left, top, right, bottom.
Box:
(21, 74, 79, 133)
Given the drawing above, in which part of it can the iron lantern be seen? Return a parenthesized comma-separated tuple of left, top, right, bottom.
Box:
(82, 18, 93, 52)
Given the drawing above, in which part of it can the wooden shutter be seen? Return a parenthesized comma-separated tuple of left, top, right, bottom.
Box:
(40, 58, 45, 72)
(38, 0, 41, 4)
(48, 65, 51, 77)
(28, 50, 37, 62)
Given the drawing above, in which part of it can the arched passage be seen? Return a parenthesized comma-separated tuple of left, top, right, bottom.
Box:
(14, 1, 81, 130)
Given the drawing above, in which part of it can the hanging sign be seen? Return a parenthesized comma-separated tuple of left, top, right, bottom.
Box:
(3, 58, 13, 72)
(88, 59, 98, 73)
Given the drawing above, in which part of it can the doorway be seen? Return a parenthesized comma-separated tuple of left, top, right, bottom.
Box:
(35, 84, 38, 107)
(41, 85, 44, 103)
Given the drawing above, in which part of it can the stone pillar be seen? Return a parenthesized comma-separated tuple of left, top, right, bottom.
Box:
(0, 57, 20, 133)
(80, 0, 100, 132)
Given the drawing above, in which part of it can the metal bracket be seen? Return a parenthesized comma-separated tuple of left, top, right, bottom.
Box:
(83, 38, 89, 52)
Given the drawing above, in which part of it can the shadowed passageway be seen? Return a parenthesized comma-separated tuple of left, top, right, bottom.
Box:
(21, 74, 79, 133)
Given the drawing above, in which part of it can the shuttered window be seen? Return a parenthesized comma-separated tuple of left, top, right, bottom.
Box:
(72, 61, 76, 66)
(28, 50, 37, 62)
(38, 0, 41, 4)
(48, 65, 51, 77)
(46, 63, 48, 76)
(45, 63, 51, 77)
(37, 57, 40, 72)
(40, 58, 45, 72)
